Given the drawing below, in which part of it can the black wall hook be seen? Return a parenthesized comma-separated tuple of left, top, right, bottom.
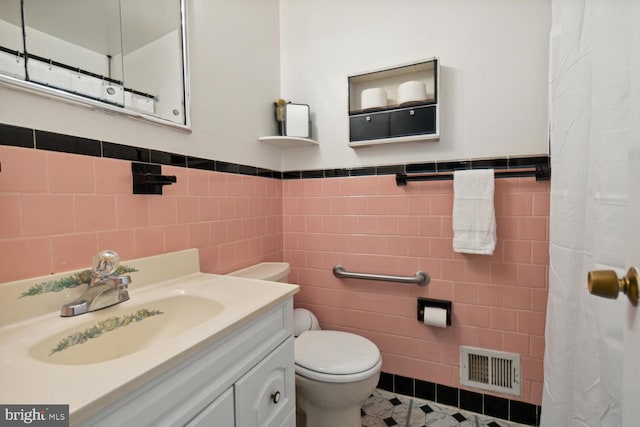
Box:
(132, 162, 176, 195)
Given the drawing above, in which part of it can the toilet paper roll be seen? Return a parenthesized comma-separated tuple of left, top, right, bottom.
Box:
(361, 87, 387, 111)
(423, 307, 448, 328)
(397, 80, 427, 106)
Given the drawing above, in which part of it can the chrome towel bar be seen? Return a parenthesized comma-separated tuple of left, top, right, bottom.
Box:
(333, 265, 430, 286)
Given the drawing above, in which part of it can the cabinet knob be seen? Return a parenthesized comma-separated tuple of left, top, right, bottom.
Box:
(365, 116, 371, 122)
(271, 391, 281, 404)
(409, 110, 415, 116)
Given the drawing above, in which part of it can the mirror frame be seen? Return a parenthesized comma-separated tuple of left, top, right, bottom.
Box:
(0, 0, 191, 132)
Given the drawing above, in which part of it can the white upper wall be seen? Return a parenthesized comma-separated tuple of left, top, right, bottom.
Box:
(0, 0, 550, 173)
(278, 0, 551, 171)
(0, 0, 283, 171)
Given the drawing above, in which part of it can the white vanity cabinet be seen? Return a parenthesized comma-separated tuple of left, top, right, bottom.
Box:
(186, 387, 235, 426)
(235, 337, 295, 426)
(188, 338, 295, 427)
(76, 298, 295, 427)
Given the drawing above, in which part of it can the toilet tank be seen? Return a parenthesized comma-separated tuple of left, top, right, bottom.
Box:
(226, 262, 290, 282)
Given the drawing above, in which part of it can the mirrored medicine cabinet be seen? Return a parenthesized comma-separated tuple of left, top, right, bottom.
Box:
(0, 0, 190, 130)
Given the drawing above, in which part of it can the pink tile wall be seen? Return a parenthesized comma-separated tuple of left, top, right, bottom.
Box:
(0, 145, 283, 282)
(0, 141, 549, 406)
(283, 174, 549, 406)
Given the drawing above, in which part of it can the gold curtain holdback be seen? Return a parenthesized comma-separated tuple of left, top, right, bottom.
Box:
(588, 267, 639, 306)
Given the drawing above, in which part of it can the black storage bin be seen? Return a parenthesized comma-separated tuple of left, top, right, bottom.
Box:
(349, 112, 389, 142)
(389, 105, 437, 138)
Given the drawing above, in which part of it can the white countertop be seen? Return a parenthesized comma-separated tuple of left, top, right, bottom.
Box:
(0, 251, 298, 424)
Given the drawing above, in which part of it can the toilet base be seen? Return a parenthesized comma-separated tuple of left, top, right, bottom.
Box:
(295, 371, 379, 427)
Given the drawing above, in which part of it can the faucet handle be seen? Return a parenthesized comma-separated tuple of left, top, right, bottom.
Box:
(92, 250, 120, 278)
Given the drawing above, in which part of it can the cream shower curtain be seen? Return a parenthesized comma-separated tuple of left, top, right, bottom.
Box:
(543, 0, 633, 425)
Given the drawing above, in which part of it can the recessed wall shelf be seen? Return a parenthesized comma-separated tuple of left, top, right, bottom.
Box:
(348, 57, 440, 147)
(258, 136, 319, 149)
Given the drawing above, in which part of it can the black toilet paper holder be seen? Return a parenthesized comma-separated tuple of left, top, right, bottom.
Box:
(417, 297, 452, 326)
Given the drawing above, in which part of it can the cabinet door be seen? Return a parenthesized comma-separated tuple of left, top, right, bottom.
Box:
(349, 112, 389, 141)
(389, 105, 437, 138)
(186, 387, 234, 427)
(235, 337, 295, 427)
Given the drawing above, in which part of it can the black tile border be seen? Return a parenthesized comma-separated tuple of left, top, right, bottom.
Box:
(149, 149, 186, 168)
(186, 156, 215, 171)
(437, 160, 471, 172)
(324, 168, 351, 178)
(300, 169, 325, 179)
(406, 162, 436, 174)
(35, 130, 101, 157)
(103, 141, 150, 163)
(0, 123, 550, 183)
(0, 123, 33, 148)
(377, 371, 541, 426)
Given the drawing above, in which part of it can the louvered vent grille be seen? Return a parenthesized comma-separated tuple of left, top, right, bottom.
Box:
(468, 353, 489, 384)
(460, 346, 520, 396)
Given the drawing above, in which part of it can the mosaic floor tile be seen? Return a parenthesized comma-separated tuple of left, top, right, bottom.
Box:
(361, 389, 533, 427)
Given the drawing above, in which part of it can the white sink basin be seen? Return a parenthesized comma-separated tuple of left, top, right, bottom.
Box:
(29, 295, 224, 365)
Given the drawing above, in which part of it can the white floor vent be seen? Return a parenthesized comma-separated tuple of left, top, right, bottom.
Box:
(460, 346, 521, 396)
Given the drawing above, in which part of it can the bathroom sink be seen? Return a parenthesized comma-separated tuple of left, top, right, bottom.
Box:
(0, 249, 299, 425)
(28, 294, 224, 365)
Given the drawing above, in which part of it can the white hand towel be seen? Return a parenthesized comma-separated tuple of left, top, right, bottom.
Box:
(452, 169, 496, 255)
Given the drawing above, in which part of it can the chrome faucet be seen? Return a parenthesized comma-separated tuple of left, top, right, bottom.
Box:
(60, 250, 132, 317)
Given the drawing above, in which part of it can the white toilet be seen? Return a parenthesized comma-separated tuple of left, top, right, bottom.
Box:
(228, 263, 382, 427)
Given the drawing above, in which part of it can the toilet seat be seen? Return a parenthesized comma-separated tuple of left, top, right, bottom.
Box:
(294, 331, 382, 383)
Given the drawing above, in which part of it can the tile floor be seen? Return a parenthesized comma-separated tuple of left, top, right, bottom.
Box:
(361, 389, 530, 427)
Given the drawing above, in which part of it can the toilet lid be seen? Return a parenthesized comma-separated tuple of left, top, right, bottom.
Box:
(294, 331, 380, 375)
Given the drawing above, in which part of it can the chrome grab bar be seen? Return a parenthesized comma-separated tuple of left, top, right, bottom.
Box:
(332, 265, 430, 286)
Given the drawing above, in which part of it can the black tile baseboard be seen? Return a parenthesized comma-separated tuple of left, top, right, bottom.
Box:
(394, 374, 414, 396)
(437, 384, 459, 407)
(414, 379, 435, 401)
(377, 371, 541, 426)
(510, 399, 539, 425)
(0, 122, 550, 183)
(460, 389, 483, 414)
(484, 394, 510, 421)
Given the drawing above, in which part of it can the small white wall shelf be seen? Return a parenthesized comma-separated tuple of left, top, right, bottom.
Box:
(348, 57, 440, 147)
(259, 136, 318, 149)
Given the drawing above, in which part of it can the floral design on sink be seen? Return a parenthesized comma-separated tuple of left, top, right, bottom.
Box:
(50, 308, 164, 355)
(18, 265, 138, 298)
(29, 294, 225, 365)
